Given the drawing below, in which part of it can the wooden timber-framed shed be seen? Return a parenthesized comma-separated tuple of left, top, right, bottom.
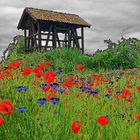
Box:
(17, 7, 91, 54)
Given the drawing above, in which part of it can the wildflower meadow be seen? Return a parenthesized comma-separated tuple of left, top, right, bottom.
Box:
(0, 44, 140, 140)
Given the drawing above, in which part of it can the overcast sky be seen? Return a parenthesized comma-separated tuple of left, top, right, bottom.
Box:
(0, 0, 140, 58)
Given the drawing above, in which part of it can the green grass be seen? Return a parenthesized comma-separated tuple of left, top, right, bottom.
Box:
(0, 46, 140, 140)
(1, 36, 140, 140)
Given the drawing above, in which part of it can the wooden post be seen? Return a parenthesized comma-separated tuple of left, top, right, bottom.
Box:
(32, 24, 38, 51)
(56, 32, 61, 47)
(45, 25, 52, 50)
(24, 29, 27, 53)
(27, 29, 30, 53)
(68, 27, 71, 48)
(64, 33, 67, 47)
(81, 27, 84, 54)
(53, 25, 57, 49)
(37, 22, 41, 51)
(71, 27, 80, 50)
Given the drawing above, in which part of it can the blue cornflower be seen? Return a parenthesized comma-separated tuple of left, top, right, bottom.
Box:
(37, 98, 47, 105)
(40, 84, 47, 90)
(105, 94, 112, 99)
(16, 86, 23, 92)
(87, 81, 91, 84)
(21, 86, 28, 91)
(16, 86, 28, 92)
(50, 83, 59, 90)
(50, 97, 60, 105)
(80, 77, 85, 82)
(80, 86, 87, 92)
(58, 89, 65, 93)
(93, 89, 100, 94)
(116, 91, 122, 95)
(56, 71, 63, 75)
(17, 107, 26, 113)
(87, 87, 92, 90)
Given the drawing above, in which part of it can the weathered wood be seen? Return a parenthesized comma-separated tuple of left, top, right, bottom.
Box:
(45, 25, 52, 50)
(56, 32, 61, 47)
(53, 25, 57, 49)
(24, 29, 27, 52)
(27, 29, 31, 52)
(81, 27, 84, 54)
(71, 27, 80, 49)
(37, 22, 41, 51)
(32, 24, 37, 47)
(68, 27, 71, 48)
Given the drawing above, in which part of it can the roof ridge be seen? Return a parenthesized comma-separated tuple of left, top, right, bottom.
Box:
(25, 7, 79, 17)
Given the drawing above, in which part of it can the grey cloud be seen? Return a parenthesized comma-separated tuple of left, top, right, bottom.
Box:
(0, 0, 140, 57)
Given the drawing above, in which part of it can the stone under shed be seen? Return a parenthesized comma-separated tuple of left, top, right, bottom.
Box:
(17, 7, 91, 54)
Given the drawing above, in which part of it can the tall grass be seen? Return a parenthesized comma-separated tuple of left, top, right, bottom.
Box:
(0, 37, 140, 139)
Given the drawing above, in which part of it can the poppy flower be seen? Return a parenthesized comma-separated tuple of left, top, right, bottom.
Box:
(127, 97, 133, 102)
(97, 115, 110, 126)
(0, 116, 4, 126)
(39, 63, 45, 70)
(72, 121, 81, 134)
(44, 69, 56, 83)
(0, 100, 14, 114)
(22, 67, 32, 76)
(45, 61, 51, 66)
(121, 90, 132, 99)
(35, 72, 42, 78)
(63, 80, 75, 87)
(136, 113, 140, 120)
(136, 86, 140, 92)
(8, 60, 23, 70)
(33, 67, 42, 73)
(75, 64, 84, 70)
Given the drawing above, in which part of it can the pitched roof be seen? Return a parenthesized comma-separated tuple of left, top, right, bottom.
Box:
(17, 7, 91, 29)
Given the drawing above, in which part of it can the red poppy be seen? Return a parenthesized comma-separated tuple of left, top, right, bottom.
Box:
(0, 116, 4, 126)
(45, 61, 51, 66)
(39, 63, 45, 70)
(63, 80, 75, 87)
(44, 69, 56, 83)
(97, 115, 110, 126)
(136, 113, 140, 120)
(22, 67, 32, 76)
(127, 97, 133, 102)
(72, 121, 81, 134)
(35, 72, 42, 78)
(75, 64, 84, 70)
(107, 89, 113, 94)
(92, 76, 102, 85)
(136, 86, 140, 92)
(42, 85, 51, 92)
(121, 90, 132, 99)
(0, 74, 3, 80)
(0, 100, 14, 114)
(8, 60, 23, 70)
(33, 67, 42, 73)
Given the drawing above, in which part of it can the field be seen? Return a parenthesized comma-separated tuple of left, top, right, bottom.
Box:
(0, 46, 140, 140)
